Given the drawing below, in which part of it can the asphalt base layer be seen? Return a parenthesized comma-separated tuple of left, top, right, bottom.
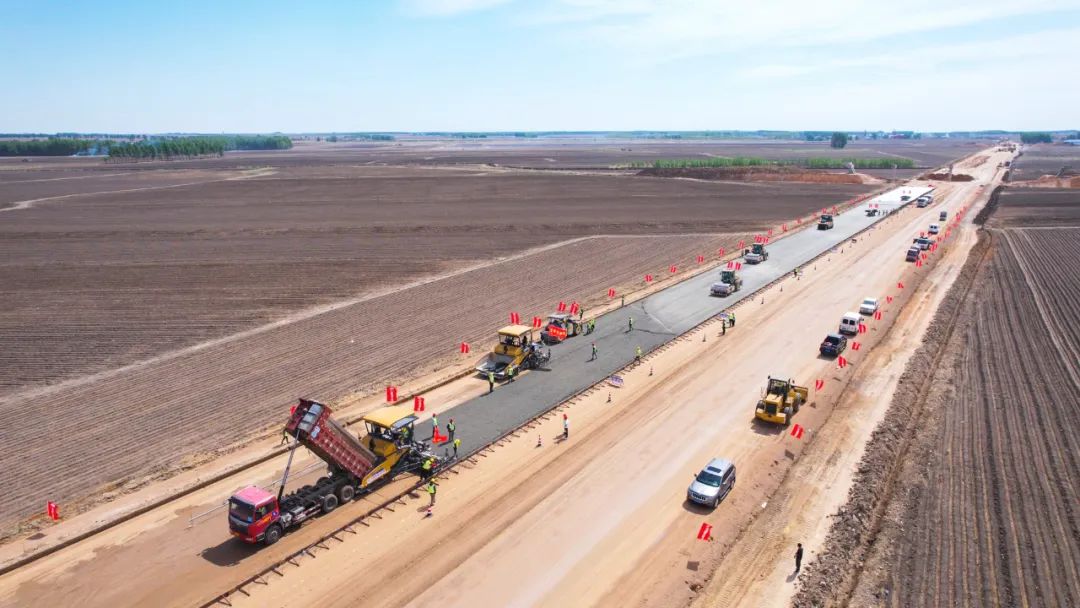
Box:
(416, 186, 933, 460)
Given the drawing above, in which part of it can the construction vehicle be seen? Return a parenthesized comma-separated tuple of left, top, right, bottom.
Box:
(475, 325, 550, 379)
(743, 243, 769, 264)
(710, 269, 743, 297)
(865, 208, 879, 217)
(229, 400, 433, 546)
(540, 313, 583, 344)
(817, 214, 834, 230)
(754, 376, 808, 426)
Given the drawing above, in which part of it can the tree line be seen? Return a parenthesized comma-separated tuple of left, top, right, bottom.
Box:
(107, 135, 292, 160)
(0, 138, 105, 156)
(632, 156, 915, 170)
(1020, 133, 1053, 144)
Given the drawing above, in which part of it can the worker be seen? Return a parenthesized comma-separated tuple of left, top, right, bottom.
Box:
(432, 413, 439, 440)
(426, 480, 438, 507)
(507, 364, 516, 383)
(563, 413, 569, 439)
(792, 267, 798, 279)
(589, 318, 596, 334)
(635, 346, 642, 364)
(621, 296, 625, 307)
(422, 456, 434, 480)
(590, 342, 597, 361)
(794, 543, 804, 573)
(730, 312, 736, 327)
(447, 418, 456, 442)
(628, 317, 634, 332)
(487, 370, 495, 394)
(453, 438, 461, 458)
(578, 307, 584, 320)
(721, 318, 727, 335)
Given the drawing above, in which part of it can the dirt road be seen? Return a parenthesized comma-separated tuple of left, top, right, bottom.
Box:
(194, 171, 995, 606)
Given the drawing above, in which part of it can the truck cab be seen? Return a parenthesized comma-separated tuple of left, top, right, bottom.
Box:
(817, 214, 834, 230)
(744, 243, 769, 264)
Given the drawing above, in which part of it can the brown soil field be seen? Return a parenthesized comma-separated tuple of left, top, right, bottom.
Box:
(795, 189, 1080, 607)
(0, 143, 879, 530)
(1009, 143, 1080, 181)
(993, 188, 1080, 226)
(0, 166, 871, 394)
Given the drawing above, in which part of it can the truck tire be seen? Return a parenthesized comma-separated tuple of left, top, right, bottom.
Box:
(263, 525, 282, 546)
(783, 406, 793, 425)
(337, 484, 355, 504)
(794, 396, 803, 413)
(321, 494, 339, 514)
(316, 476, 330, 487)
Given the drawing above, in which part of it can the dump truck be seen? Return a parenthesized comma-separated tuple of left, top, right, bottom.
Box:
(817, 214, 834, 230)
(743, 243, 769, 264)
(754, 376, 808, 426)
(475, 324, 550, 379)
(710, 269, 743, 297)
(540, 313, 583, 344)
(229, 400, 432, 546)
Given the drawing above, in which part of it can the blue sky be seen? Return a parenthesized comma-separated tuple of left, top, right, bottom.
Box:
(2, 0, 1078, 132)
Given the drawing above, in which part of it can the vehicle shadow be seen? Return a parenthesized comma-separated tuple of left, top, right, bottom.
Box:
(750, 417, 785, 436)
(200, 537, 261, 566)
(681, 499, 717, 515)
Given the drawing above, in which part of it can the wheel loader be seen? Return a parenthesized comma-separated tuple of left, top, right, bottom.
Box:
(754, 376, 808, 426)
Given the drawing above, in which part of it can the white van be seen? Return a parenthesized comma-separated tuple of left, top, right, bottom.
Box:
(839, 312, 860, 335)
(928, 223, 940, 235)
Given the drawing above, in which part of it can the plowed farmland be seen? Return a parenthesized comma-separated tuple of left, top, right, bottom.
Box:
(797, 189, 1080, 607)
(0, 138, 888, 532)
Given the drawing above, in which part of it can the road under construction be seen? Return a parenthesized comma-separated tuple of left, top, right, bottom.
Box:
(0, 145, 1013, 608)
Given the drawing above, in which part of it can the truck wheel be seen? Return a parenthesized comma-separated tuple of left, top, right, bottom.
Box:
(320, 494, 339, 514)
(784, 407, 793, 425)
(794, 397, 803, 413)
(337, 485, 355, 504)
(316, 476, 330, 487)
(264, 525, 282, 546)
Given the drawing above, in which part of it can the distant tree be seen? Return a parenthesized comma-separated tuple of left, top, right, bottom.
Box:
(1020, 132, 1052, 144)
(830, 132, 849, 149)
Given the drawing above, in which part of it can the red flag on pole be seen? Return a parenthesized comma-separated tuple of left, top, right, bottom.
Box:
(460, 341, 470, 354)
(696, 255, 705, 264)
(718, 247, 725, 256)
(897, 281, 905, 289)
(851, 341, 861, 351)
(814, 379, 824, 391)
(645, 274, 653, 283)
(790, 424, 805, 439)
(886, 295, 893, 304)
(532, 316, 543, 328)
(510, 311, 521, 324)
(737, 240, 745, 249)
(874, 310, 883, 321)
(858, 323, 867, 334)
(607, 288, 616, 298)
(838, 355, 848, 369)
(669, 265, 678, 273)
(915, 259, 924, 268)
(570, 301, 580, 314)
(735, 262, 742, 270)
(47, 501, 60, 521)
(697, 522, 713, 541)
(557, 301, 567, 312)
(413, 395, 425, 412)
(386, 386, 398, 402)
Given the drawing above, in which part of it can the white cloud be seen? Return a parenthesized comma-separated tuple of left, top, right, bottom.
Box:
(402, 0, 513, 17)
(521, 0, 1080, 58)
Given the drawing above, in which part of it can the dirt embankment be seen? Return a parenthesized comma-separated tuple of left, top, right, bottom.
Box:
(637, 166, 880, 185)
(922, 172, 975, 181)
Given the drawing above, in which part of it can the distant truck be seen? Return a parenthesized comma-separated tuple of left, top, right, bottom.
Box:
(817, 214, 834, 230)
(916, 195, 933, 208)
(743, 243, 769, 264)
(710, 269, 743, 297)
(229, 400, 432, 546)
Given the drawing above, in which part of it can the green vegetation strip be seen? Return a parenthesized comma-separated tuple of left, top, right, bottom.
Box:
(632, 157, 916, 170)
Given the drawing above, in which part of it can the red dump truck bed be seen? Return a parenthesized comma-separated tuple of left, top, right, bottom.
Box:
(285, 398, 377, 480)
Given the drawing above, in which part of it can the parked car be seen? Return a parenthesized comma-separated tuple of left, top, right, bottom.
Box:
(839, 312, 860, 335)
(928, 223, 940, 235)
(859, 297, 879, 315)
(916, 195, 931, 208)
(906, 246, 920, 262)
(819, 333, 848, 356)
(939, 210, 948, 221)
(687, 458, 736, 508)
(913, 236, 932, 250)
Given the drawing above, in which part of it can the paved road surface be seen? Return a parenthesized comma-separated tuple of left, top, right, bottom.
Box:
(418, 186, 933, 457)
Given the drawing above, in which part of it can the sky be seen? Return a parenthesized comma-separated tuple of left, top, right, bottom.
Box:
(2, 0, 1079, 133)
